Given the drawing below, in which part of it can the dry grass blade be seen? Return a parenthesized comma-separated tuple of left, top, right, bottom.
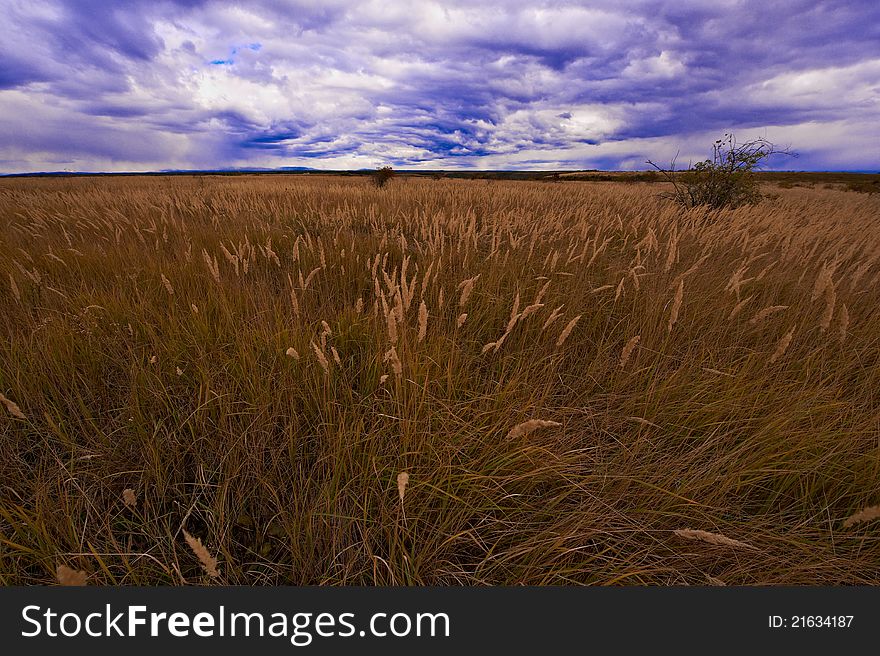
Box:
(8, 273, 20, 303)
(667, 279, 684, 332)
(183, 529, 220, 578)
(628, 416, 660, 428)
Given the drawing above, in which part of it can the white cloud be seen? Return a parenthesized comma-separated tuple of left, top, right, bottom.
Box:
(0, 0, 878, 172)
(748, 59, 880, 111)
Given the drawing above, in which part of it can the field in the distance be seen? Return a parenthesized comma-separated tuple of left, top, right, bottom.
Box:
(1, 175, 879, 585)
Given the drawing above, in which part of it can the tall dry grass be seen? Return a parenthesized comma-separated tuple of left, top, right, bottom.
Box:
(0, 174, 879, 585)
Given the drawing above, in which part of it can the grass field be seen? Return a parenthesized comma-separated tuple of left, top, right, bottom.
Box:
(1, 175, 879, 585)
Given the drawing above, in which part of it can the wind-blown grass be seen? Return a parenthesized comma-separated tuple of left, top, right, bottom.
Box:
(1, 175, 879, 585)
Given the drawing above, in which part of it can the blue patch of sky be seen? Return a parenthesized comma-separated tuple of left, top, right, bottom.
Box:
(210, 42, 261, 65)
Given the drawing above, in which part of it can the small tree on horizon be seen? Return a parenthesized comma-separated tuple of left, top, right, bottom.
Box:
(647, 134, 796, 210)
(372, 166, 395, 189)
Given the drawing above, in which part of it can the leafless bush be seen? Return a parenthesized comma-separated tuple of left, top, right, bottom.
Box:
(648, 134, 795, 209)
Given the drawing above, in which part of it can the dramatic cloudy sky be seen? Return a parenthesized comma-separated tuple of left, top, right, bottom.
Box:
(1, 0, 878, 172)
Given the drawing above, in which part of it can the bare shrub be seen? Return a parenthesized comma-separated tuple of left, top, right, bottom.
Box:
(648, 134, 795, 209)
(372, 165, 395, 189)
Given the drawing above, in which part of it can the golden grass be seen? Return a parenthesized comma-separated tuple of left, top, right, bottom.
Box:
(1, 175, 879, 585)
(667, 280, 684, 332)
(417, 300, 428, 344)
(838, 304, 849, 343)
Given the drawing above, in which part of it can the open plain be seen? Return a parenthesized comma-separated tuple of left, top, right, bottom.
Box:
(1, 175, 879, 585)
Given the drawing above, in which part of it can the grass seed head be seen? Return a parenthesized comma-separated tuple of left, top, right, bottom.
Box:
(0, 393, 26, 420)
(769, 325, 796, 363)
(749, 305, 788, 326)
(183, 529, 220, 578)
(458, 274, 479, 307)
(507, 419, 562, 440)
(311, 341, 330, 374)
(122, 488, 137, 508)
(620, 335, 640, 367)
(56, 564, 88, 586)
(417, 299, 428, 343)
(673, 528, 755, 550)
(397, 471, 409, 502)
(819, 282, 836, 332)
(842, 505, 880, 528)
(383, 346, 403, 377)
(556, 314, 582, 346)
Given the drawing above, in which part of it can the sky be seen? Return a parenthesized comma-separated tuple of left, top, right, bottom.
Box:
(0, 0, 878, 173)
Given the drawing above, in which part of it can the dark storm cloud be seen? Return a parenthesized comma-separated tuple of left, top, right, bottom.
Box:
(0, 0, 878, 172)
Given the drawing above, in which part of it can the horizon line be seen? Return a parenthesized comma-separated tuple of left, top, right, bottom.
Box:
(3, 168, 878, 178)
